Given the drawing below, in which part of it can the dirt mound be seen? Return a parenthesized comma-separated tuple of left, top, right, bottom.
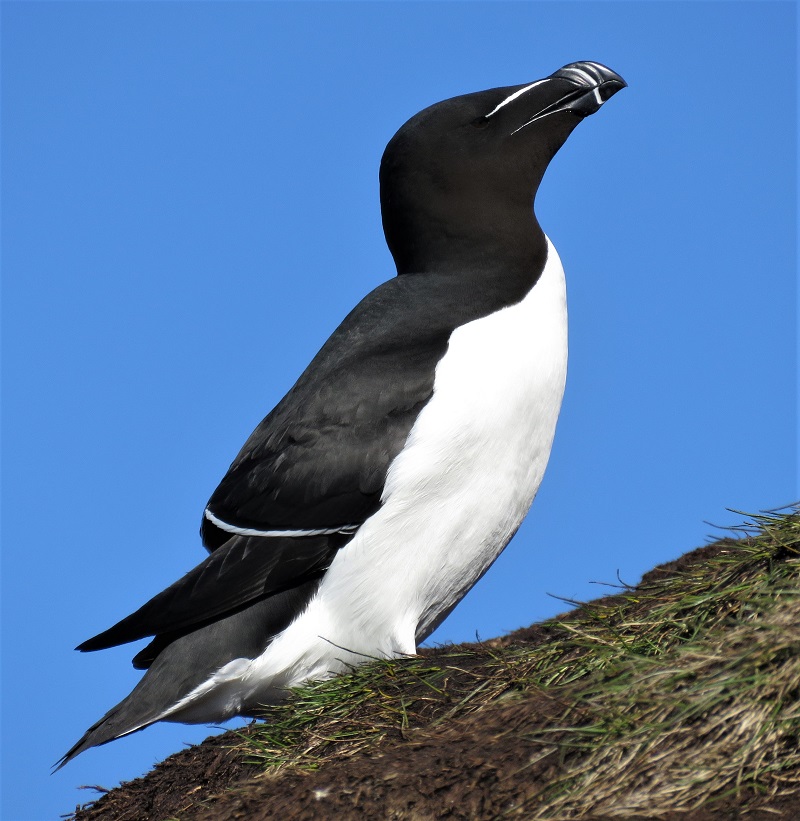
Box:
(69, 509, 800, 820)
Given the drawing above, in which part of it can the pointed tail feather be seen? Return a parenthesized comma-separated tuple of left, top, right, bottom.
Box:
(57, 580, 321, 767)
(54, 699, 155, 771)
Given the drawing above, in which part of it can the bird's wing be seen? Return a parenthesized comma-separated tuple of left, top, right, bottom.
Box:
(201, 273, 467, 551)
(80, 274, 482, 654)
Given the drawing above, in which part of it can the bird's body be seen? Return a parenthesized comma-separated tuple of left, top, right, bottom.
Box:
(59, 61, 624, 767)
(178, 237, 568, 722)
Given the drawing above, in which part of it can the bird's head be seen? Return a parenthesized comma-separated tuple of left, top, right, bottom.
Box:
(380, 61, 626, 274)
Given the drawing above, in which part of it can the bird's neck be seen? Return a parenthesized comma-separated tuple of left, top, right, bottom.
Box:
(383, 198, 547, 278)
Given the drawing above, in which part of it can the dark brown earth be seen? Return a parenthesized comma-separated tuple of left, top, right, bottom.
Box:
(69, 539, 800, 821)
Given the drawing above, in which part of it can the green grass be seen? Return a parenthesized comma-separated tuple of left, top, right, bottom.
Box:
(238, 506, 800, 816)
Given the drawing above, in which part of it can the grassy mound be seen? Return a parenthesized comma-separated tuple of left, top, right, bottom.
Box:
(71, 507, 800, 820)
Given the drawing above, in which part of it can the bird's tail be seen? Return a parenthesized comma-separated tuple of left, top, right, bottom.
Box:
(55, 579, 322, 769)
(54, 690, 157, 771)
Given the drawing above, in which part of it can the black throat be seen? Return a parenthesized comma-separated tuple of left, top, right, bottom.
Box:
(380, 178, 548, 281)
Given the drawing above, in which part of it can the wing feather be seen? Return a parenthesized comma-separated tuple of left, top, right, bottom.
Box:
(201, 275, 461, 551)
(77, 532, 346, 653)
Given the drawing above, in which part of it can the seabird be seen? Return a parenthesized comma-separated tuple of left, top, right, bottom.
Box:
(58, 60, 625, 767)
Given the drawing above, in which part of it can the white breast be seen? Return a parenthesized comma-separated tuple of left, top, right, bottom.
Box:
(376, 235, 568, 641)
(164, 238, 568, 721)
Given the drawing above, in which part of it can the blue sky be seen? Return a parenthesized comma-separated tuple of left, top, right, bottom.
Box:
(2, 2, 796, 818)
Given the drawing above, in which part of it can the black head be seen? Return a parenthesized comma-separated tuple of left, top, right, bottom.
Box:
(380, 61, 626, 275)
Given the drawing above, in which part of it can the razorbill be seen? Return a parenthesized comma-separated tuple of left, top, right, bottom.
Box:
(58, 60, 625, 767)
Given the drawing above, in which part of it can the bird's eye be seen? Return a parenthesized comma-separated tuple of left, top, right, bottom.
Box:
(470, 116, 490, 129)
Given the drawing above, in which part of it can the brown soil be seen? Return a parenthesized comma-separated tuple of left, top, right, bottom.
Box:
(69, 539, 800, 821)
